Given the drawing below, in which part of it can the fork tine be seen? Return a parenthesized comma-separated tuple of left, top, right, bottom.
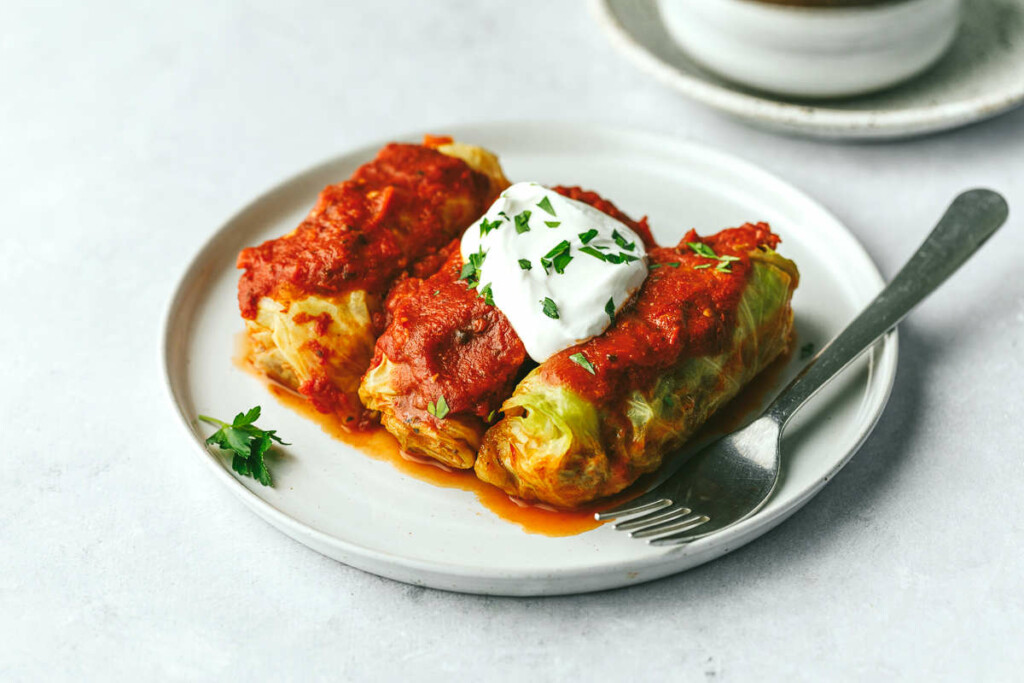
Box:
(629, 513, 710, 539)
(648, 532, 701, 547)
(648, 521, 723, 546)
(613, 506, 692, 531)
(595, 495, 672, 521)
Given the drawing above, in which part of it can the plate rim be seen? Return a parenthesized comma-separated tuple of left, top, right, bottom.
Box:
(162, 120, 899, 594)
(592, 0, 1024, 139)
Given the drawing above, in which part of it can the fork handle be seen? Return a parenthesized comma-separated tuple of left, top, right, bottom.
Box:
(766, 189, 1008, 427)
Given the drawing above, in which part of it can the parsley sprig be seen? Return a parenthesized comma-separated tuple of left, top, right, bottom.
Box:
(198, 407, 287, 487)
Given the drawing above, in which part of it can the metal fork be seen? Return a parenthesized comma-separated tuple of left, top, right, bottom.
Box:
(597, 189, 1009, 546)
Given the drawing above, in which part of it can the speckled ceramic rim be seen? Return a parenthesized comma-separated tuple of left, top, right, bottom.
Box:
(593, 0, 1024, 139)
(731, 0, 912, 11)
(162, 121, 899, 595)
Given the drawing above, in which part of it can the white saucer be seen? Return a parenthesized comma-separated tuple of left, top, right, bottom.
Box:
(594, 0, 1024, 140)
(163, 122, 898, 596)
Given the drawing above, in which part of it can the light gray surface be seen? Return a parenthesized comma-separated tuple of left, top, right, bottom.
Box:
(2, 1, 1022, 680)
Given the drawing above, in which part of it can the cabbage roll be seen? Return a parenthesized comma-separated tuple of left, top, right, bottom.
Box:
(475, 224, 799, 508)
(236, 137, 509, 427)
(359, 188, 656, 466)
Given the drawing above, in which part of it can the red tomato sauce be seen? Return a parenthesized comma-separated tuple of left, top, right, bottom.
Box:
(373, 247, 529, 420)
(368, 187, 654, 423)
(549, 185, 658, 250)
(290, 311, 333, 336)
(540, 223, 781, 404)
(236, 142, 493, 319)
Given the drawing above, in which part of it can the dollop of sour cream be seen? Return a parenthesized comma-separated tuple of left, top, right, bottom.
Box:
(460, 182, 648, 362)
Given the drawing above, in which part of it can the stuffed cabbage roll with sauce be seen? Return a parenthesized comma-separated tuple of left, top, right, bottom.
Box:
(475, 224, 799, 508)
(236, 136, 509, 427)
(359, 187, 657, 468)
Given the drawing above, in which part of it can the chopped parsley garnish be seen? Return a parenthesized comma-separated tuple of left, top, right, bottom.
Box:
(569, 352, 596, 375)
(518, 258, 532, 270)
(544, 241, 571, 258)
(545, 221, 561, 229)
(716, 255, 740, 273)
(459, 247, 487, 288)
(688, 241, 740, 273)
(578, 229, 598, 244)
(498, 211, 510, 221)
(536, 196, 557, 217)
(479, 217, 503, 237)
(427, 395, 450, 419)
(540, 257, 552, 272)
(478, 283, 495, 306)
(580, 245, 639, 265)
(688, 241, 719, 259)
(800, 342, 816, 360)
(514, 210, 532, 234)
(543, 240, 573, 274)
(605, 297, 616, 322)
(198, 406, 287, 487)
(541, 297, 560, 319)
(649, 262, 680, 270)
(486, 409, 498, 423)
(433, 289, 440, 295)
(612, 229, 636, 251)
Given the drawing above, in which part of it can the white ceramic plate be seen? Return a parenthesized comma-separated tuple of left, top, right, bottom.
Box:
(163, 122, 898, 596)
(594, 0, 1024, 140)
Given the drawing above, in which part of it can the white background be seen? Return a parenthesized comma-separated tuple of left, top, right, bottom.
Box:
(3, 1, 1022, 680)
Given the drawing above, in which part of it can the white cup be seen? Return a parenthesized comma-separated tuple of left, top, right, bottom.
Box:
(658, 0, 962, 99)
